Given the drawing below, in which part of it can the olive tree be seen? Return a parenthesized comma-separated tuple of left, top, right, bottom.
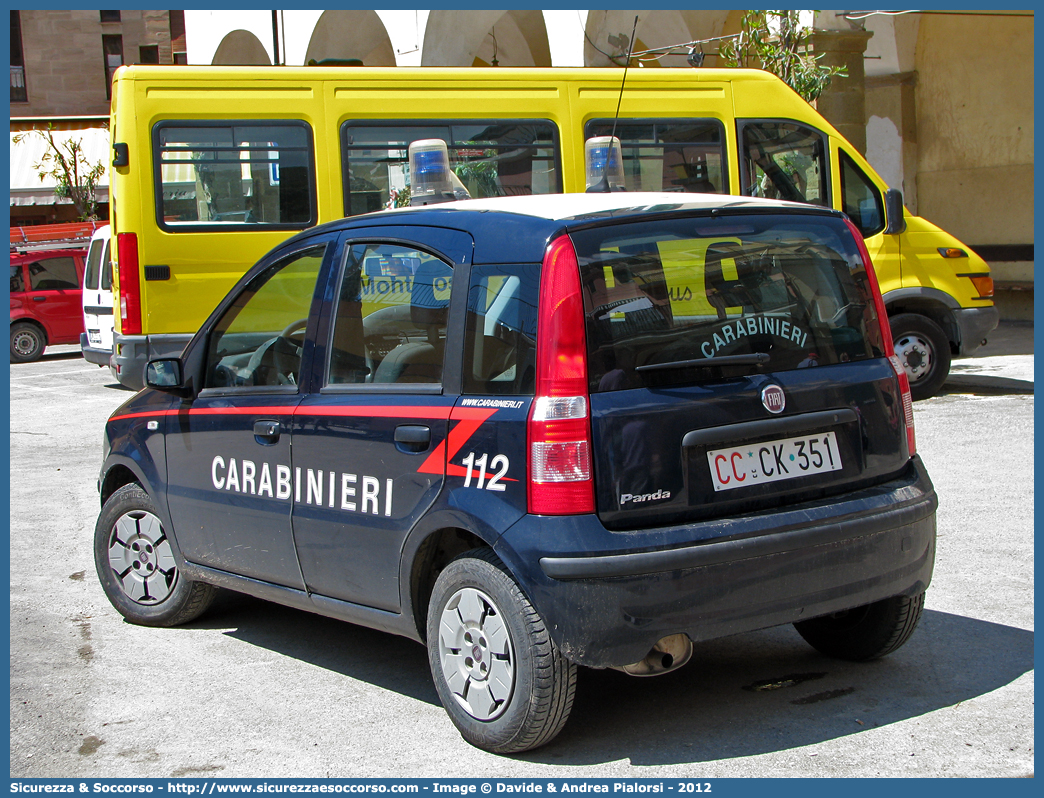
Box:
(718, 10, 846, 103)
(13, 124, 107, 221)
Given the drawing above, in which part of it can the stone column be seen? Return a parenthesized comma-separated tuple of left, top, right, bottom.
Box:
(810, 29, 873, 154)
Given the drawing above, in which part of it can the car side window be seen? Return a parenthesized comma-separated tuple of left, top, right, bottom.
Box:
(462, 264, 540, 395)
(839, 150, 885, 237)
(204, 244, 326, 390)
(28, 256, 79, 291)
(327, 243, 452, 386)
(10, 265, 25, 293)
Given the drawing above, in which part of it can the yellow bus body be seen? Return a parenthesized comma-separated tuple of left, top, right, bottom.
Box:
(109, 65, 997, 392)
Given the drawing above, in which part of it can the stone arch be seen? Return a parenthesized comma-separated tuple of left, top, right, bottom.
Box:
(211, 30, 271, 66)
(421, 10, 550, 67)
(304, 10, 395, 67)
(583, 10, 730, 68)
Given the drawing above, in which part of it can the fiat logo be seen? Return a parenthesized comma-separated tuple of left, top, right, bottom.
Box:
(761, 385, 786, 414)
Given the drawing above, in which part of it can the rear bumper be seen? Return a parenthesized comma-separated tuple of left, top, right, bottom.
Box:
(80, 334, 112, 366)
(495, 457, 937, 668)
(954, 306, 1000, 356)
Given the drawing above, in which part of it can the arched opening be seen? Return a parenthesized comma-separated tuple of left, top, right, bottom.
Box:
(422, 10, 550, 67)
(305, 10, 395, 67)
(211, 30, 271, 66)
(583, 10, 731, 68)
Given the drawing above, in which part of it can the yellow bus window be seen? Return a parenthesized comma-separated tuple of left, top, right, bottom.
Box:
(341, 121, 560, 216)
(156, 122, 315, 229)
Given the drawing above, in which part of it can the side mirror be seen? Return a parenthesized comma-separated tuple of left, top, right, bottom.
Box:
(146, 358, 186, 392)
(884, 188, 907, 235)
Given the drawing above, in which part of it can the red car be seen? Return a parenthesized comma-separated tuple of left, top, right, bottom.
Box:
(10, 248, 87, 362)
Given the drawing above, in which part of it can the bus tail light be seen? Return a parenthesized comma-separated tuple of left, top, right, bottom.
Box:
(117, 232, 141, 336)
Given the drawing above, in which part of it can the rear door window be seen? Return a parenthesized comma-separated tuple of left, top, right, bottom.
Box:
(739, 121, 829, 206)
(584, 119, 728, 194)
(85, 238, 103, 290)
(28, 256, 80, 291)
(569, 213, 885, 391)
(100, 239, 112, 290)
(326, 242, 453, 387)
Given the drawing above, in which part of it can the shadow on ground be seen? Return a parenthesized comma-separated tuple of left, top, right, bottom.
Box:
(183, 593, 1032, 765)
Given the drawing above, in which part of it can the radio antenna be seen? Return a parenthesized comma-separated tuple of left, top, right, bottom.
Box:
(609, 15, 638, 149)
(588, 15, 638, 193)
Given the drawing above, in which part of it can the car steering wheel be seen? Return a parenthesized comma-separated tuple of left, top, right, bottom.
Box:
(280, 318, 309, 342)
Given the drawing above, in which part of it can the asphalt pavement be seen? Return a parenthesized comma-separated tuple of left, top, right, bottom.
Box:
(8, 323, 1034, 779)
(945, 321, 1035, 392)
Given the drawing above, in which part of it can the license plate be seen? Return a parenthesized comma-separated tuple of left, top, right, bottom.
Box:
(708, 431, 842, 491)
(88, 330, 102, 345)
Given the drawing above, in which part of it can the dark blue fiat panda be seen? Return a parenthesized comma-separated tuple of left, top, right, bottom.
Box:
(94, 193, 936, 754)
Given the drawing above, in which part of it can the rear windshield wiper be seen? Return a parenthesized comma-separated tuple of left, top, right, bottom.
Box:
(635, 353, 771, 372)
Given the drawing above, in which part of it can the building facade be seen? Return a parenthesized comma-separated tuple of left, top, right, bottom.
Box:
(9, 10, 186, 226)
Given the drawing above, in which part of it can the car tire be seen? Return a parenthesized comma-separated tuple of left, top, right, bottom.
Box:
(94, 483, 216, 627)
(10, 322, 45, 363)
(794, 592, 925, 662)
(426, 548, 577, 754)
(890, 313, 951, 401)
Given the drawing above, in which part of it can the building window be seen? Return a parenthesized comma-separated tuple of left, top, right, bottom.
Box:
(169, 11, 187, 65)
(139, 45, 160, 64)
(100, 11, 121, 23)
(103, 34, 123, 99)
(10, 10, 27, 102)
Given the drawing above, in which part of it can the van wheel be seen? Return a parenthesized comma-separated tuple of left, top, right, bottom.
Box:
(94, 483, 216, 627)
(890, 314, 951, 400)
(794, 592, 925, 662)
(427, 548, 577, 753)
(10, 322, 45, 363)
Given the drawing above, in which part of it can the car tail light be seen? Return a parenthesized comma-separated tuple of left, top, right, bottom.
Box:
(527, 234, 595, 515)
(117, 232, 142, 336)
(845, 219, 916, 457)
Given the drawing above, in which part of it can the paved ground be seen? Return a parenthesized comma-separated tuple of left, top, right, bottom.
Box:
(8, 325, 1034, 779)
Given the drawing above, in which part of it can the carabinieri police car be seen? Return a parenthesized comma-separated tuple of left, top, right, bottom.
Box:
(94, 191, 937, 754)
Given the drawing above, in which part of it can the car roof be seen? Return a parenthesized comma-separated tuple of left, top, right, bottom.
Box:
(385, 191, 814, 221)
(10, 248, 87, 263)
(292, 192, 844, 265)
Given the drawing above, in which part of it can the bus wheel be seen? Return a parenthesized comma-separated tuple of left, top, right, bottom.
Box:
(890, 313, 951, 401)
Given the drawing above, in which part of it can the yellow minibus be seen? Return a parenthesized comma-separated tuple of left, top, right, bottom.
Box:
(108, 65, 997, 397)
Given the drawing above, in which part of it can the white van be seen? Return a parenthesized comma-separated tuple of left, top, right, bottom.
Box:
(80, 224, 115, 377)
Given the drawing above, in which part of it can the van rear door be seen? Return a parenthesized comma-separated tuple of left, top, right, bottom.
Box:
(569, 210, 911, 530)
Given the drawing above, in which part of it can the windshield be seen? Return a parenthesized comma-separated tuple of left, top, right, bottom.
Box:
(569, 213, 885, 391)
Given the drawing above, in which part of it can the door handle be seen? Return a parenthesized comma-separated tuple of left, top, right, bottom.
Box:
(253, 419, 281, 444)
(394, 424, 431, 453)
(32, 296, 46, 302)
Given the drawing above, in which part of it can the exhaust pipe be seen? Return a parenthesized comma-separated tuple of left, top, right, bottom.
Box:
(613, 634, 693, 677)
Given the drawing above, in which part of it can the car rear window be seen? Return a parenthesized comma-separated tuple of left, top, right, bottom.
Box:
(569, 213, 885, 391)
